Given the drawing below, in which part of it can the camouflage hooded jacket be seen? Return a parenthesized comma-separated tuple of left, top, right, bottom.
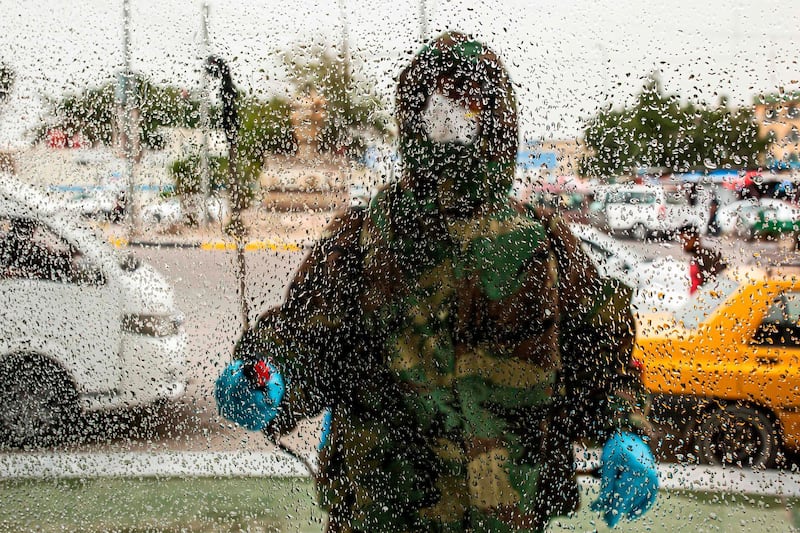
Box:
(238, 33, 651, 533)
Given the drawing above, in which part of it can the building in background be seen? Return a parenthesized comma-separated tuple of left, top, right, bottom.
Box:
(517, 139, 584, 178)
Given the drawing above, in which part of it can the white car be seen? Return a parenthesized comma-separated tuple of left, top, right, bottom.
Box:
(140, 196, 229, 230)
(0, 177, 187, 447)
(140, 199, 184, 230)
(715, 198, 792, 237)
(602, 184, 707, 240)
(570, 224, 690, 312)
(66, 188, 125, 222)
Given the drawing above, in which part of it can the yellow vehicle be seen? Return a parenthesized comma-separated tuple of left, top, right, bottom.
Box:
(634, 266, 800, 468)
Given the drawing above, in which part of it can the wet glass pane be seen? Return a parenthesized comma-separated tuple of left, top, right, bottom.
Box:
(1, 1, 799, 531)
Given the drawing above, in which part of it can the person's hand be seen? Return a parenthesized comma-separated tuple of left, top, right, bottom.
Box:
(214, 359, 285, 431)
(318, 409, 333, 451)
(591, 432, 659, 528)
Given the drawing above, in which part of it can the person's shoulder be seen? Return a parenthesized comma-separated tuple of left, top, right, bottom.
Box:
(507, 198, 565, 235)
(508, 197, 547, 219)
(320, 207, 367, 237)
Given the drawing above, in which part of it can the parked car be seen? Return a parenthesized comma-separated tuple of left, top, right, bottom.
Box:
(570, 223, 689, 312)
(635, 266, 800, 467)
(752, 201, 800, 241)
(140, 196, 229, 230)
(602, 184, 707, 240)
(67, 187, 126, 223)
(140, 198, 184, 229)
(715, 198, 797, 238)
(0, 177, 187, 447)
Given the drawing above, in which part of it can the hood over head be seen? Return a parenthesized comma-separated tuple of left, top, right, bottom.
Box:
(395, 32, 518, 215)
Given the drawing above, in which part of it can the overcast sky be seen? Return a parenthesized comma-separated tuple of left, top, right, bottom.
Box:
(0, 0, 798, 148)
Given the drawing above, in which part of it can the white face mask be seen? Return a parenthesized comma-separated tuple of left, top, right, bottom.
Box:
(421, 92, 480, 144)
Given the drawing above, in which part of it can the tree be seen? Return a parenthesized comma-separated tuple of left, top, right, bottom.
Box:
(283, 44, 392, 159)
(35, 75, 203, 149)
(580, 73, 768, 178)
(164, 95, 295, 225)
(233, 94, 296, 187)
(38, 84, 116, 147)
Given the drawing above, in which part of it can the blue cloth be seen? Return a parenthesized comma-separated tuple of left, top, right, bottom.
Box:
(591, 432, 659, 528)
(214, 360, 285, 431)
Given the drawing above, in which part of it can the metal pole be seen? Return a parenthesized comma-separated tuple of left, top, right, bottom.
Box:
(122, 0, 137, 239)
(419, 0, 428, 43)
(199, 2, 211, 225)
(206, 55, 250, 331)
(338, 0, 351, 86)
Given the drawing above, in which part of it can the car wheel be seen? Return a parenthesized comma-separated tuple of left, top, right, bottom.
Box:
(0, 356, 80, 448)
(631, 223, 647, 241)
(695, 404, 779, 468)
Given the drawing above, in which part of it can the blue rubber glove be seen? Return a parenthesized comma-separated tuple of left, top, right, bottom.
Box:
(214, 360, 285, 431)
(318, 409, 333, 451)
(591, 432, 659, 528)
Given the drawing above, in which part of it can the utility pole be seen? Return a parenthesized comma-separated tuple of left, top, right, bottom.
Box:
(337, 0, 351, 86)
(206, 56, 249, 331)
(198, 2, 211, 224)
(419, 0, 428, 43)
(198, 2, 211, 226)
(121, 0, 138, 239)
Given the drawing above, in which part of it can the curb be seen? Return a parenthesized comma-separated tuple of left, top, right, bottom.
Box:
(0, 451, 312, 479)
(108, 236, 308, 252)
(3, 450, 800, 497)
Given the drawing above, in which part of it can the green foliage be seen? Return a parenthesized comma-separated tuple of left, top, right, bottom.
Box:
(580, 73, 769, 178)
(40, 84, 117, 146)
(231, 94, 296, 193)
(283, 45, 392, 158)
(166, 95, 294, 214)
(37, 75, 201, 149)
(0, 477, 323, 532)
(168, 155, 228, 196)
(137, 79, 201, 149)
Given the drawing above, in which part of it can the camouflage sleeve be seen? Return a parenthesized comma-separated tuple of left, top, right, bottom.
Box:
(543, 214, 653, 442)
(233, 209, 366, 434)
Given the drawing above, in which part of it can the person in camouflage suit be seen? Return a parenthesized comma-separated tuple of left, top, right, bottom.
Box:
(217, 32, 656, 532)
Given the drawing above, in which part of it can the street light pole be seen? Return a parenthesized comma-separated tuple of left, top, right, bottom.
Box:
(198, 2, 211, 224)
(122, 0, 137, 239)
(419, 0, 428, 43)
(337, 0, 351, 87)
(206, 55, 249, 331)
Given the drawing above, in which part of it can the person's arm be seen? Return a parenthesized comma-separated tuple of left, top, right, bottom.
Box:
(544, 214, 652, 442)
(543, 215, 658, 528)
(230, 209, 367, 434)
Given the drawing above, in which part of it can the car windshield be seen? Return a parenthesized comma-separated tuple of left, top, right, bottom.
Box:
(673, 276, 741, 330)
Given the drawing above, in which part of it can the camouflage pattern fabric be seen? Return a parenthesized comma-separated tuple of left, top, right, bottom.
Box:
(236, 32, 651, 533)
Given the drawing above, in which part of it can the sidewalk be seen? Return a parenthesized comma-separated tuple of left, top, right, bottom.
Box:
(4, 449, 800, 497)
(2, 452, 799, 532)
(106, 207, 336, 252)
